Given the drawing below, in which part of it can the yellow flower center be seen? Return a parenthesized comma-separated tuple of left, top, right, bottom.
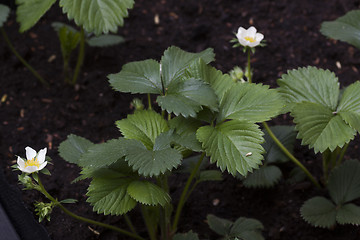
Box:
(244, 36, 256, 43)
(24, 158, 40, 168)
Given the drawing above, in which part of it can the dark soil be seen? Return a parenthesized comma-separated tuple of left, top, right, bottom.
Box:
(1, 0, 360, 239)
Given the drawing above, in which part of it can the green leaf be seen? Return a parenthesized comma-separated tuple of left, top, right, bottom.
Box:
(197, 120, 264, 176)
(337, 81, 360, 132)
(218, 83, 283, 123)
(336, 203, 360, 225)
(59, 0, 134, 35)
(263, 125, 296, 164)
(173, 231, 199, 240)
(300, 196, 337, 228)
(160, 46, 215, 88)
(87, 34, 125, 47)
(157, 78, 218, 117)
(60, 198, 78, 204)
(230, 217, 264, 240)
(277, 67, 340, 111)
(124, 139, 182, 177)
(327, 159, 360, 205)
(116, 110, 168, 149)
(79, 138, 128, 168)
(198, 170, 223, 183)
(243, 165, 282, 188)
(0, 4, 10, 27)
(127, 180, 171, 206)
(58, 26, 81, 60)
(186, 59, 235, 101)
(292, 102, 356, 153)
(87, 175, 137, 215)
(109, 59, 162, 95)
(207, 214, 233, 236)
(58, 134, 94, 165)
(321, 10, 360, 49)
(52, 22, 78, 33)
(16, 0, 56, 32)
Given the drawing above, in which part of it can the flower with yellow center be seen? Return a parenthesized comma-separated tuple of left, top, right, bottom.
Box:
(236, 26, 264, 47)
(17, 147, 47, 173)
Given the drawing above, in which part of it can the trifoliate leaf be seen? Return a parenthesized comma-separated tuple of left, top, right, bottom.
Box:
(0, 4, 10, 27)
(59, 0, 134, 35)
(87, 176, 137, 215)
(124, 139, 182, 177)
(87, 34, 125, 47)
(207, 214, 233, 236)
(327, 159, 360, 205)
(198, 170, 223, 183)
(277, 67, 340, 111)
(230, 217, 264, 240)
(58, 134, 94, 165)
(169, 116, 202, 152)
(217, 83, 283, 123)
(336, 203, 360, 225)
(79, 138, 128, 168)
(321, 10, 360, 49)
(337, 81, 360, 132)
(300, 196, 337, 228)
(197, 120, 264, 176)
(186, 58, 235, 101)
(116, 110, 168, 149)
(292, 102, 356, 153)
(127, 180, 170, 206)
(160, 46, 215, 88)
(243, 165, 282, 188)
(173, 231, 199, 240)
(16, 0, 56, 32)
(263, 125, 296, 163)
(156, 78, 218, 117)
(108, 59, 162, 95)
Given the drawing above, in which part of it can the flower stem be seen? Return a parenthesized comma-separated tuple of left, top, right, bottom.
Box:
(71, 27, 85, 85)
(171, 152, 206, 232)
(36, 177, 145, 240)
(147, 93, 152, 110)
(247, 47, 252, 83)
(337, 143, 349, 166)
(1, 28, 48, 87)
(141, 205, 157, 240)
(262, 122, 321, 188)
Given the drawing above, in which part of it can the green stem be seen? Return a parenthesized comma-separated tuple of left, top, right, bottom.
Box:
(147, 93, 152, 110)
(124, 214, 137, 235)
(247, 47, 252, 83)
(322, 149, 331, 183)
(141, 206, 157, 240)
(36, 177, 144, 240)
(337, 143, 349, 166)
(1, 28, 48, 87)
(172, 152, 206, 232)
(71, 27, 85, 85)
(262, 122, 321, 188)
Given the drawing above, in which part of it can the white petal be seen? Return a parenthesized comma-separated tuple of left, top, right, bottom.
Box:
(255, 33, 264, 42)
(38, 161, 47, 171)
(23, 166, 38, 174)
(248, 41, 260, 47)
(238, 38, 249, 47)
(25, 146, 37, 160)
(247, 26, 257, 37)
(37, 148, 47, 164)
(237, 26, 246, 36)
(17, 157, 26, 171)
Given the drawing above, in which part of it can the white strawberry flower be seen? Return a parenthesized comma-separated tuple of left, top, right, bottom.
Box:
(236, 26, 264, 47)
(17, 147, 47, 173)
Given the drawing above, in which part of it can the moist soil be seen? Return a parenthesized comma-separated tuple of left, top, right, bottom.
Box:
(1, 0, 360, 239)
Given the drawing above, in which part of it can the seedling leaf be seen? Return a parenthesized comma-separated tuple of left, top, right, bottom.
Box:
(0, 4, 10, 27)
(243, 165, 282, 188)
(207, 214, 233, 236)
(230, 217, 264, 240)
(327, 159, 360, 205)
(198, 170, 223, 183)
(127, 180, 170, 206)
(87, 34, 125, 47)
(197, 120, 264, 176)
(58, 134, 94, 164)
(59, 0, 134, 35)
(321, 10, 360, 49)
(300, 196, 337, 228)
